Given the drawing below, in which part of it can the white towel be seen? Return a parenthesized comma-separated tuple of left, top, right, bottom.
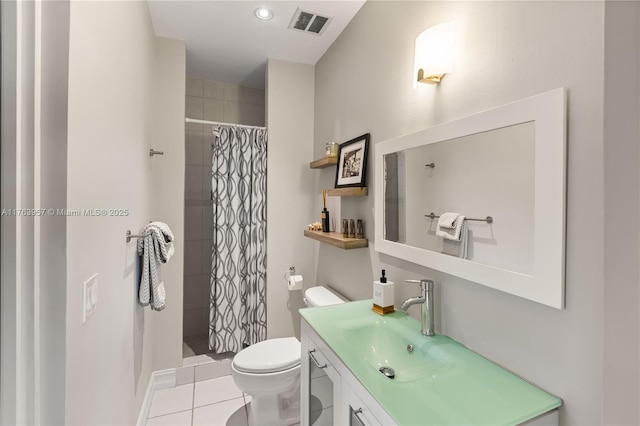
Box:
(437, 212, 460, 230)
(137, 222, 174, 311)
(436, 213, 465, 240)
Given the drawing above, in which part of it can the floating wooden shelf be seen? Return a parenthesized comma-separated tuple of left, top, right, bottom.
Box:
(303, 230, 368, 250)
(309, 156, 338, 169)
(327, 187, 368, 197)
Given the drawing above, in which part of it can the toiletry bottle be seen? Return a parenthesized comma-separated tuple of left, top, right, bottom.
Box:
(329, 142, 338, 157)
(342, 219, 349, 238)
(321, 208, 330, 233)
(372, 269, 395, 315)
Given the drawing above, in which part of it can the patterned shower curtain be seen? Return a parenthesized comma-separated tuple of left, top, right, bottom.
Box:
(209, 125, 267, 354)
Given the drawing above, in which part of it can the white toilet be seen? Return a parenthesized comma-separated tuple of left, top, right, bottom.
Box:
(231, 286, 346, 426)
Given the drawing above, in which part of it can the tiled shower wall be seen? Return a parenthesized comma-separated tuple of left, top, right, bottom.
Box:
(183, 77, 265, 340)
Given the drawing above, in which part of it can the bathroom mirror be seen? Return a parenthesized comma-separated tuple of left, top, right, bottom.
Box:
(374, 88, 566, 309)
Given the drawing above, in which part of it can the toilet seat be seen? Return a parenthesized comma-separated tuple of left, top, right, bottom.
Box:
(233, 337, 300, 374)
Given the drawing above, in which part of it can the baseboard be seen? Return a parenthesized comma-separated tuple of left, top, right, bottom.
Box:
(135, 368, 177, 426)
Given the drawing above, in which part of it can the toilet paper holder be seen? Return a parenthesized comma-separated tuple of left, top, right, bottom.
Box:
(284, 266, 295, 282)
(284, 266, 303, 291)
(287, 275, 304, 291)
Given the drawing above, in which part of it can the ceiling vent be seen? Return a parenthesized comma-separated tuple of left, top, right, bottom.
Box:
(288, 7, 333, 36)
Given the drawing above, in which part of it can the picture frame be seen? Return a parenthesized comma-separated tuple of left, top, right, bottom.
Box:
(335, 133, 370, 188)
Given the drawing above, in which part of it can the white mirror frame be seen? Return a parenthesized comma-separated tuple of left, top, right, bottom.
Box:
(375, 88, 566, 309)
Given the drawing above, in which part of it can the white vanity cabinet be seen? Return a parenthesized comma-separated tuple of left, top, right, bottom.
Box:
(301, 320, 396, 426)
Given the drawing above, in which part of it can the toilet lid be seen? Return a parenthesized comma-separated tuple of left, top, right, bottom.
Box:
(233, 337, 301, 373)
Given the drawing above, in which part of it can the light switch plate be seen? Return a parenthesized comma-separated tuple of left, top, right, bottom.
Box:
(82, 273, 98, 324)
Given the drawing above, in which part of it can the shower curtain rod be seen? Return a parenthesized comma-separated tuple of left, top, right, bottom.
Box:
(185, 117, 266, 130)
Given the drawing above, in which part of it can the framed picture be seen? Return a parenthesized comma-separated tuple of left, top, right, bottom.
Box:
(335, 133, 370, 188)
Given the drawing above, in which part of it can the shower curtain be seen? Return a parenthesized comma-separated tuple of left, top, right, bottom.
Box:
(209, 125, 268, 354)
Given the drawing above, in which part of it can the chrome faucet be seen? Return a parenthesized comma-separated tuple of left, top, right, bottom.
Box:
(400, 279, 435, 336)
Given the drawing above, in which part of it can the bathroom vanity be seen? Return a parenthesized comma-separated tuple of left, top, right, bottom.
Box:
(300, 300, 561, 425)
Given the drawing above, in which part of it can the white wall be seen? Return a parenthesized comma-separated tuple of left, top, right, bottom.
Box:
(2, 1, 184, 423)
(66, 2, 184, 423)
(1, 1, 69, 423)
(602, 2, 640, 423)
(150, 37, 186, 371)
(266, 59, 316, 340)
(313, 1, 638, 423)
(1, 2, 34, 423)
(39, 0, 71, 421)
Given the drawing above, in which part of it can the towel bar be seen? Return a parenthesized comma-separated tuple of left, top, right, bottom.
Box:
(425, 212, 493, 224)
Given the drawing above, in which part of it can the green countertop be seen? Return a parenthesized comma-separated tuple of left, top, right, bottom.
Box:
(300, 300, 561, 425)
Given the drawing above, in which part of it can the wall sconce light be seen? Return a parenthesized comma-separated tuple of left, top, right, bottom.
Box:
(414, 22, 455, 86)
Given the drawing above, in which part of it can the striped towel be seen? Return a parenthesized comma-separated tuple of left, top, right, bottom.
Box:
(137, 222, 174, 311)
(437, 214, 469, 259)
(442, 219, 469, 259)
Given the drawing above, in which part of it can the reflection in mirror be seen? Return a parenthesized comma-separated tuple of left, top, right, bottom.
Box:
(384, 123, 535, 275)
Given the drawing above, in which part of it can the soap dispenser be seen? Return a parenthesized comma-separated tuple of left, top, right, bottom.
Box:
(372, 269, 395, 315)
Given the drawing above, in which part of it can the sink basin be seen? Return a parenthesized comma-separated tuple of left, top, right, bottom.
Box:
(336, 315, 454, 382)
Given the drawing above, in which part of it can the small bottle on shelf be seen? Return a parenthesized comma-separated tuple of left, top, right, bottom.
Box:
(321, 208, 330, 233)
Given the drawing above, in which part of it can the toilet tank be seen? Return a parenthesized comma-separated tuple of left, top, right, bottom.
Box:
(304, 286, 348, 307)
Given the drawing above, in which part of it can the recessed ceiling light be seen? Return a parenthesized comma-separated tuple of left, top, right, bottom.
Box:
(254, 7, 273, 21)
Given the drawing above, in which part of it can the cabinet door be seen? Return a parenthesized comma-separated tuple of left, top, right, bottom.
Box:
(342, 383, 384, 426)
(301, 331, 341, 426)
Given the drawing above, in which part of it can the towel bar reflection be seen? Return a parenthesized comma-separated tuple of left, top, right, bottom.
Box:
(425, 212, 493, 224)
(126, 230, 148, 243)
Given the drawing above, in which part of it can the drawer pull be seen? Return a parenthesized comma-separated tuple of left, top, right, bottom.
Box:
(309, 349, 327, 369)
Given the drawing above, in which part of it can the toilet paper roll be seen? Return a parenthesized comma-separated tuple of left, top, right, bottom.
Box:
(288, 275, 303, 291)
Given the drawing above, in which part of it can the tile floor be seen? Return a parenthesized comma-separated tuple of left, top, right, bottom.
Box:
(146, 375, 251, 426)
(146, 352, 311, 426)
(183, 335, 211, 358)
